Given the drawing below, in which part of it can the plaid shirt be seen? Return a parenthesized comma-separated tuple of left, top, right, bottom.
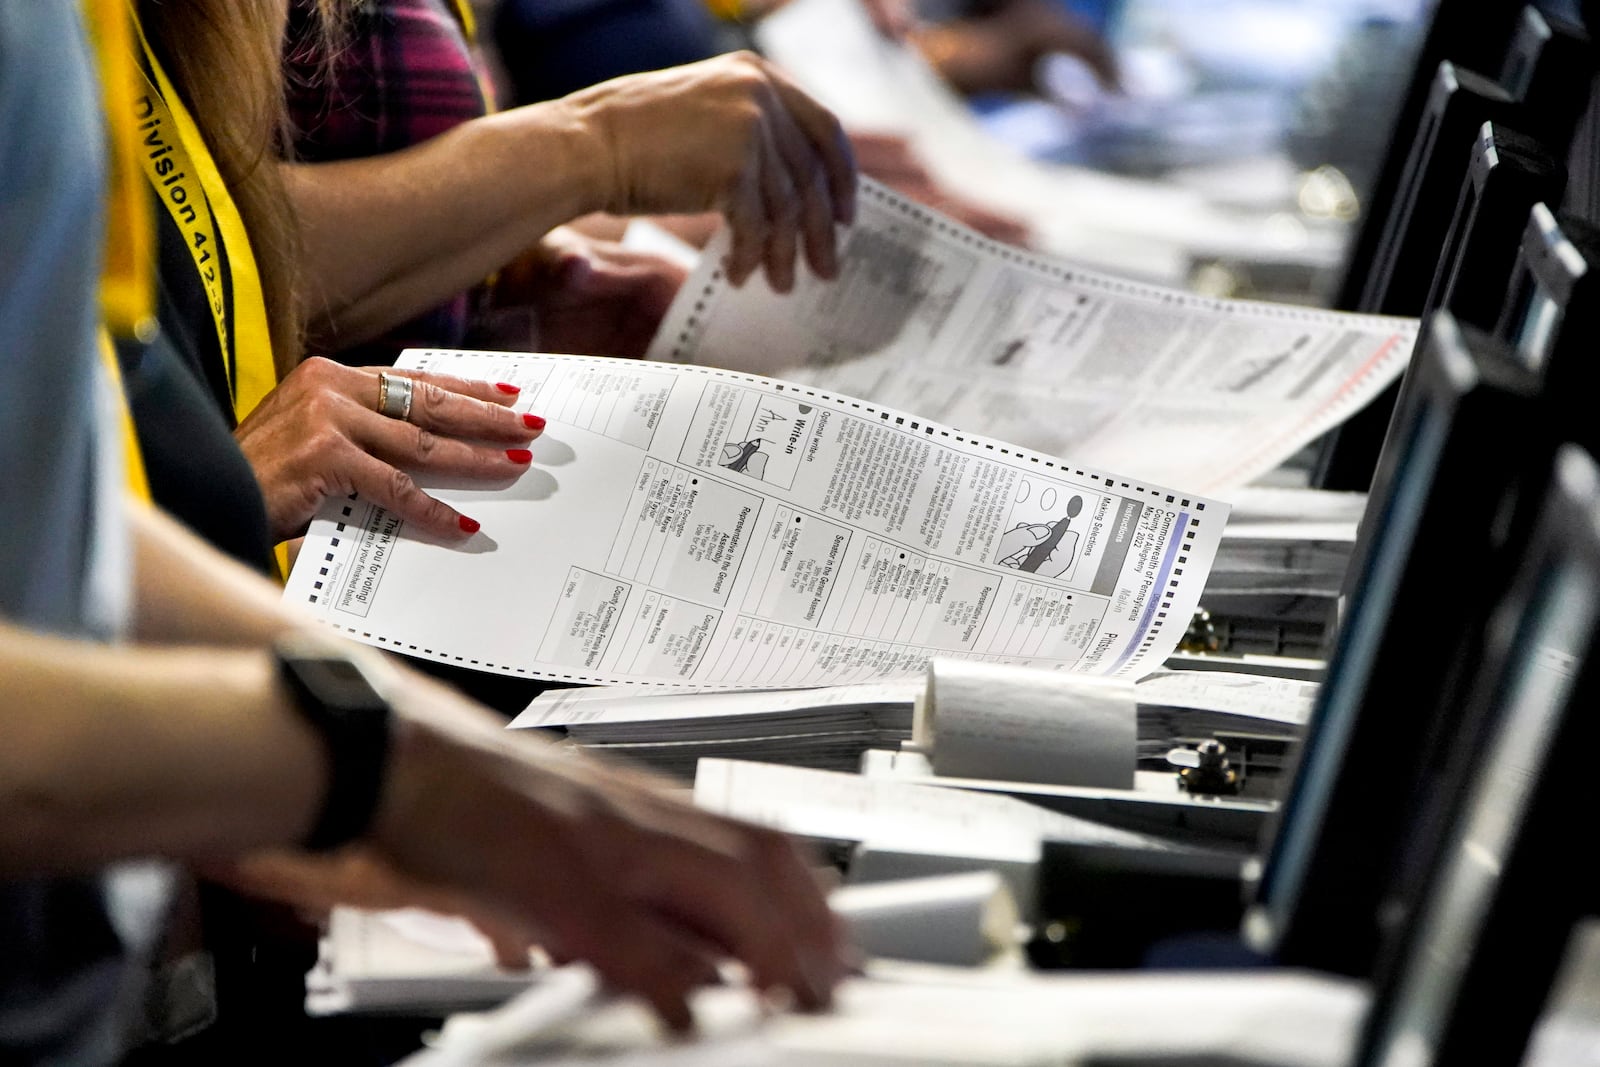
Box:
(285, 0, 491, 361)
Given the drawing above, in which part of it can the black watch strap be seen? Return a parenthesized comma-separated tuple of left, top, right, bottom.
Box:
(273, 637, 393, 851)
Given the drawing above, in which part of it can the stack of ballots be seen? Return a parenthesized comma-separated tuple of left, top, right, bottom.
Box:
(1193, 487, 1366, 657)
(511, 663, 1313, 782)
(511, 682, 923, 779)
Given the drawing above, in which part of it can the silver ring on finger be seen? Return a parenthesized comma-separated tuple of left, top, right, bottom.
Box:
(378, 372, 414, 422)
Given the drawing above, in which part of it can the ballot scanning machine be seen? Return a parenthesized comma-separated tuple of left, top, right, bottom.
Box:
(1317, 4, 1592, 491)
(1036, 313, 1546, 971)
(1352, 445, 1600, 1067)
(1039, 196, 1600, 976)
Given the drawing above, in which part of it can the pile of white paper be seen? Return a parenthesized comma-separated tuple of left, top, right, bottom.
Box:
(513, 682, 921, 777)
(512, 663, 1309, 780)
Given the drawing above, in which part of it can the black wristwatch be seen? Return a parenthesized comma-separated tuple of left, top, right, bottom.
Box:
(273, 636, 393, 851)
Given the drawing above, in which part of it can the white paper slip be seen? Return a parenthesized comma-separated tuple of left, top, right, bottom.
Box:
(915, 659, 1136, 789)
(286, 351, 1229, 686)
(510, 680, 924, 730)
(510, 681, 924, 777)
(647, 179, 1417, 494)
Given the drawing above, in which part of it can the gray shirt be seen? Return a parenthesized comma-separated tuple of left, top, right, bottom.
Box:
(1, 4, 168, 1062)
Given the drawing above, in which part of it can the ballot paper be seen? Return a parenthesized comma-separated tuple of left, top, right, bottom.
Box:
(511, 681, 922, 776)
(648, 180, 1417, 493)
(286, 351, 1228, 685)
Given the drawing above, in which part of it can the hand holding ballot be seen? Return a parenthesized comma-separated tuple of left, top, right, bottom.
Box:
(234, 357, 546, 543)
(563, 52, 857, 292)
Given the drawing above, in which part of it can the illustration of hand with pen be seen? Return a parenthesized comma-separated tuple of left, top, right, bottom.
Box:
(996, 495, 1083, 579)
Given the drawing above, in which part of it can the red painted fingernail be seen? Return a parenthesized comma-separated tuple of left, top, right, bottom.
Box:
(506, 448, 533, 464)
(522, 413, 546, 431)
(496, 382, 521, 395)
(458, 516, 481, 534)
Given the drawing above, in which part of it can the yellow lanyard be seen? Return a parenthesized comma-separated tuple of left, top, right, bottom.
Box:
(127, 6, 279, 424)
(441, 0, 499, 114)
(84, 0, 157, 344)
(447, 0, 478, 41)
(98, 331, 153, 503)
(83, 0, 153, 501)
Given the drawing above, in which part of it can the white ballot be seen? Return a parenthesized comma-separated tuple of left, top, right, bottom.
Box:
(510, 681, 923, 776)
(511, 680, 923, 730)
(915, 659, 1136, 789)
(286, 351, 1228, 685)
(648, 179, 1416, 493)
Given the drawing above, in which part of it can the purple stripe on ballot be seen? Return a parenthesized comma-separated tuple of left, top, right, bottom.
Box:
(1110, 510, 1188, 673)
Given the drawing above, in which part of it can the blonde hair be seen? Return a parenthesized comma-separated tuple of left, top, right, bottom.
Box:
(136, 0, 345, 378)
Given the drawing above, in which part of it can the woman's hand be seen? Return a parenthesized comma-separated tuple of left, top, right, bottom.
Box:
(234, 358, 543, 542)
(559, 52, 856, 293)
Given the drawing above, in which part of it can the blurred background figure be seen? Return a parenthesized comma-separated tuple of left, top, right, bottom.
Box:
(486, 0, 1087, 244)
(969, 0, 1430, 183)
(486, 0, 1439, 302)
(489, 0, 1117, 104)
